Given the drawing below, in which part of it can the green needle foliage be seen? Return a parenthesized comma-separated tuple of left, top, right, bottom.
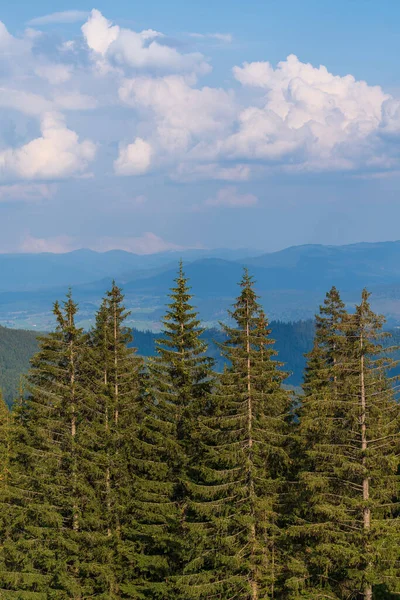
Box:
(0, 293, 93, 599)
(0, 390, 11, 579)
(290, 288, 400, 600)
(0, 391, 10, 488)
(0, 269, 399, 600)
(183, 269, 291, 600)
(83, 283, 143, 598)
(129, 262, 215, 599)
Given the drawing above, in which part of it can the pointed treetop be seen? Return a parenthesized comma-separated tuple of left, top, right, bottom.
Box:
(178, 258, 184, 278)
(240, 266, 254, 287)
(361, 287, 370, 303)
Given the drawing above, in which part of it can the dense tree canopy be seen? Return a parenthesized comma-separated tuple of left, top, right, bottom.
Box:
(0, 270, 398, 600)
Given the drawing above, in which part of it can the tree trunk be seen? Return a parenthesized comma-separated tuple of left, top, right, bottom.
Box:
(246, 299, 258, 600)
(360, 334, 372, 600)
(105, 366, 112, 538)
(69, 318, 80, 600)
(69, 331, 79, 533)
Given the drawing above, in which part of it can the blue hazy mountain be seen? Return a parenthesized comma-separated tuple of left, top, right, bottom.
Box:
(2, 241, 400, 329)
(0, 248, 258, 292)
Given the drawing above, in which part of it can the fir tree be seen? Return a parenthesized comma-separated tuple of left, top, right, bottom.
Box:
(128, 262, 215, 598)
(290, 289, 400, 600)
(183, 270, 291, 599)
(303, 286, 347, 398)
(83, 284, 143, 598)
(0, 293, 92, 599)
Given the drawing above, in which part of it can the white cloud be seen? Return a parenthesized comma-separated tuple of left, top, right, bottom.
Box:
(0, 183, 56, 202)
(20, 234, 75, 253)
(205, 186, 258, 208)
(117, 55, 397, 178)
(0, 20, 32, 57)
(92, 232, 182, 254)
(35, 63, 73, 85)
(190, 32, 233, 43)
(119, 75, 235, 155)
(28, 11, 89, 26)
(0, 113, 96, 180)
(60, 40, 76, 52)
(82, 9, 120, 56)
(228, 54, 390, 170)
(0, 10, 400, 186)
(0, 88, 52, 116)
(114, 138, 152, 175)
(82, 9, 210, 75)
(17, 231, 183, 255)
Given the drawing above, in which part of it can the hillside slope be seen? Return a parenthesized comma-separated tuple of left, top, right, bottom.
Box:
(0, 321, 315, 404)
(0, 325, 39, 405)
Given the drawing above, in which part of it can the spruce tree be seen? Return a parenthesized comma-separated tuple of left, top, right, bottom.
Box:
(0, 293, 92, 599)
(127, 262, 215, 598)
(82, 284, 143, 598)
(290, 288, 400, 600)
(182, 270, 291, 599)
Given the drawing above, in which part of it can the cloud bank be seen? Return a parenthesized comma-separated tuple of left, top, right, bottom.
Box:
(19, 232, 182, 254)
(1, 9, 400, 187)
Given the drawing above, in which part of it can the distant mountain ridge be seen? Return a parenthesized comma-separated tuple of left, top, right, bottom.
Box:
(0, 247, 258, 292)
(2, 241, 400, 329)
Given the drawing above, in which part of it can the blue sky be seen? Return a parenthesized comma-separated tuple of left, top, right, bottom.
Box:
(1, 0, 400, 254)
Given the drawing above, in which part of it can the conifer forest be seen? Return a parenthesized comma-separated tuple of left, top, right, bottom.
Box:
(0, 264, 399, 600)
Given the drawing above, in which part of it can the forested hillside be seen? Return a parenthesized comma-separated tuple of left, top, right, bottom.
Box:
(3, 317, 400, 405)
(0, 320, 313, 404)
(0, 270, 398, 599)
(0, 325, 39, 405)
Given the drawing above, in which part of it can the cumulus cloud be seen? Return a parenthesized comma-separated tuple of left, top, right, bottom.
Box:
(114, 138, 152, 175)
(82, 9, 120, 56)
(228, 54, 391, 170)
(116, 54, 398, 178)
(119, 75, 235, 155)
(28, 11, 89, 26)
(205, 186, 258, 208)
(1, 10, 400, 187)
(82, 9, 210, 74)
(0, 113, 96, 180)
(0, 183, 56, 202)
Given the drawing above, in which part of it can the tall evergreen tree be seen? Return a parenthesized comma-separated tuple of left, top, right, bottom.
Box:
(0, 293, 92, 599)
(303, 286, 347, 398)
(289, 289, 400, 600)
(182, 270, 291, 599)
(127, 262, 215, 598)
(82, 284, 143, 598)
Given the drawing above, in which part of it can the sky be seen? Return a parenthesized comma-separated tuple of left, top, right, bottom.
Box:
(1, 0, 400, 254)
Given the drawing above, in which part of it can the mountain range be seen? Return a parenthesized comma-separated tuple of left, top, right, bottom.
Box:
(2, 241, 400, 330)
